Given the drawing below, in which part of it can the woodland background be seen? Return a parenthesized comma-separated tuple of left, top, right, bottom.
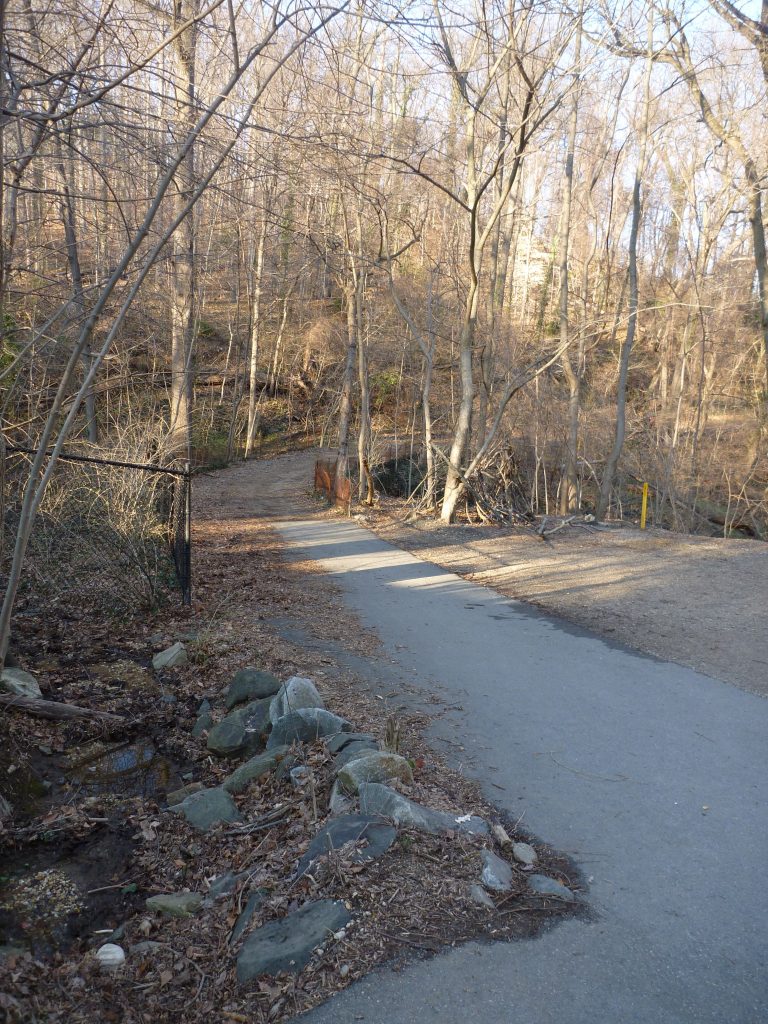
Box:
(1, 0, 767, 653)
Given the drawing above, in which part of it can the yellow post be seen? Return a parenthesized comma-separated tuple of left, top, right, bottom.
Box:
(640, 482, 649, 530)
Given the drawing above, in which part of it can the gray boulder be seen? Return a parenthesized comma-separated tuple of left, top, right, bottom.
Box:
(328, 779, 353, 816)
(223, 747, 289, 795)
(337, 752, 413, 794)
(267, 708, 350, 749)
(269, 676, 324, 724)
(236, 900, 351, 981)
(230, 889, 267, 946)
(226, 669, 281, 709)
(326, 732, 376, 755)
(207, 698, 272, 759)
(528, 874, 576, 900)
(295, 814, 396, 878)
(481, 849, 514, 892)
(172, 787, 241, 831)
(512, 841, 538, 867)
(152, 643, 187, 670)
(358, 783, 488, 836)
(334, 740, 379, 769)
(166, 781, 203, 806)
(146, 892, 202, 917)
(1, 668, 42, 699)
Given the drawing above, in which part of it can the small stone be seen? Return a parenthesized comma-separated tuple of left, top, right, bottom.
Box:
(236, 900, 351, 981)
(492, 823, 512, 847)
(326, 732, 377, 755)
(207, 699, 272, 759)
(191, 711, 213, 738)
(295, 815, 396, 878)
(289, 766, 311, 789)
(227, 669, 282, 709)
(337, 752, 413, 794)
(0, 794, 12, 821)
(95, 943, 125, 971)
(0, 667, 42, 699)
(152, 643, 187, 670)
(267, 708, 351, 749)
(145, 892, 202, 917)
(223, 748, 288, 795)
(197, 699, 212, 715)
(206, 872, 242, 902)
(527, 874, 576, 900)
(358, 783, 489, 836)
(470, 883, 496, 910)
(132, 940, 164, 956)
(512, 842, 538, 867)
(160, 694, 178, 705)
(269, 677, 324, 724)
(481, 850, 514, 892)
(339, 963, 350, 978)
(171, 787, 241, 831)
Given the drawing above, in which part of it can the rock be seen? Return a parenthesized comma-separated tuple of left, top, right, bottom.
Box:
(527, 874, 576, 900)
(267, 708, 351, 749)
(334, 740, 379, 769)
(236, 900, 351, 981)
(132, 940, 164, 956)
(469, 883, 496, 910)
(358, 784, 489, 836)
(328, 780, 353, 816)
(0, 667, 42, 699)
(289, 765, 311, 789)
(227, 669, 282, 709)
(207, 698, 272, 758)
(492, 823, 512, 847)
(160, 694, 178, 705)
(0, 944, 27, 959)
(95, 943, 125, 971)
(326, 732, 376, 755)
(481, 850, 514, 892)
(172, 787, 241, 831)
(145, 892, 202, 917)
(269, 676, 324, 724)
(337, 752, 413, 794)
(229, 889, 267, 946)
(512, 842, 538, 867)
(223, 747, 288, 795)
(191, 711, 213, 738)
(167, 781, 204, 807)
(206, 872, 242, 903)
(197, 699, 212, 715)
(152, 643, 187, 670)
(295, 814, 396, 878)
(274, 752, 297, 781)
(0, 794, 12, 822)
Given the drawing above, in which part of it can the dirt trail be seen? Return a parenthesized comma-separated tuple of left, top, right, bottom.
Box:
(221, 449, 768, 697)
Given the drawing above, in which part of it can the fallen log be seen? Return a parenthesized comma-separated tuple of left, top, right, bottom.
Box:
(0, 693, 125, 724)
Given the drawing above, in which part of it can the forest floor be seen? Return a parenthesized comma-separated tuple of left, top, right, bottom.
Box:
(0, 449, 578, 1023)
(361, 496, 768, 698)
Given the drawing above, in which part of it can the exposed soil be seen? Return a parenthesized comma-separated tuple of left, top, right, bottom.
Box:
(223, 447, 767, 697)
(0, 449, 580, 1023)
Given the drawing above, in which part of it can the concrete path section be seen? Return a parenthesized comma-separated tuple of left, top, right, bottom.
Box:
(273, 518, 768, 1024)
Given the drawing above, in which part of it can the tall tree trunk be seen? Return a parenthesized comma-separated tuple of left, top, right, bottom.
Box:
(245, 208, 268, 456)
(335, 279, 358, 492)
(597, 15, 653, 520)
(558, 8, 582, 513)
(169, 0, 198, 459)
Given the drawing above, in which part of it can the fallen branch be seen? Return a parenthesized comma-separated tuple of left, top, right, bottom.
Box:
(0, 692, 125, 723)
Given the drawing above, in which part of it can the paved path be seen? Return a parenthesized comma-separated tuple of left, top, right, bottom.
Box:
(245, 458, 767, 1023)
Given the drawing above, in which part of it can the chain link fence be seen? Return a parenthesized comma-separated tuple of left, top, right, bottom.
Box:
(1, 445, 191, 614)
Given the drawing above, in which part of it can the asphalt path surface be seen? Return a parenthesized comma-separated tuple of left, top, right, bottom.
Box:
(259, 496, 767, 1023)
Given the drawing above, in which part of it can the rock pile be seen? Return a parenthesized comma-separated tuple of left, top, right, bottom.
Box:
(146, 660, 578, 985)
